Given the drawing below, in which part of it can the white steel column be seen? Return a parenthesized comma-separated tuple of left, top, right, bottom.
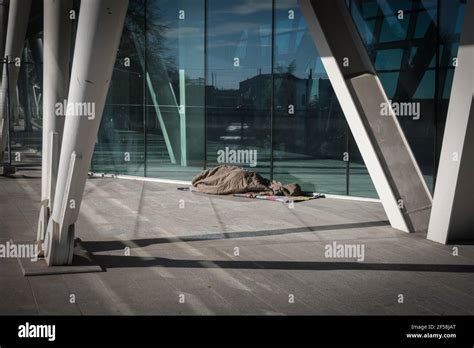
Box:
(427, 0, 474, 244)
(0, 0, 9, 87)
(37, 0, 73, 244)
(299, 0, 432, 233)
(0, 0, 30, 168)
(43, 0, 128, 265)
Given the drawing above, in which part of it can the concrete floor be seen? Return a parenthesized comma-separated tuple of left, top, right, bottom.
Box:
(1, 169, 474, 315)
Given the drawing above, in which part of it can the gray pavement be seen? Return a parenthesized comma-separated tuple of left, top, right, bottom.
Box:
(1, 169, 473, 315)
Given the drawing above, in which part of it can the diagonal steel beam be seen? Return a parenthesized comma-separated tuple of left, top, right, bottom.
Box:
(37, 0, 73, 245)
(427, 0, 474, 244)
(299, 0, 432, 233)
(43, 0, 129, 265)
(0, 0, 9, 87)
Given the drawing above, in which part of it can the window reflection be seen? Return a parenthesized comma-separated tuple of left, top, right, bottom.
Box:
(351, 0, 440, 193)
(93, 1, 145, 175)
(145, 0, 205, 180)
(273, 0, 348, 195)
(85, 0, 465, 198)
(206, 0, 272, 175)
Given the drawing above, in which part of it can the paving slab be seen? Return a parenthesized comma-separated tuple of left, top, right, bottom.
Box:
(0, 170, 473, 315)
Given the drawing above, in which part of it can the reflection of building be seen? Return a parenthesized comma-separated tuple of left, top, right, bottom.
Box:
(207, 72, 317, 150)
(239, 72, 312, 112)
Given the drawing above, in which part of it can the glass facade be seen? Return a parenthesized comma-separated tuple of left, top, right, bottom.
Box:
(7, 0, 465, 198)
(4, 32, 44, 167)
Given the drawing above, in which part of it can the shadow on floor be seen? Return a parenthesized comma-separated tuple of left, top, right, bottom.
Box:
(82, 220, 391, 252)
(91, 254, 474, 273)
(80, 219, 474, 273)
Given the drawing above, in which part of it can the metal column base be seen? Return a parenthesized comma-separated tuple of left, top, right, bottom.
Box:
(43, 219, 75, 266)
(16, 238, 103, 276)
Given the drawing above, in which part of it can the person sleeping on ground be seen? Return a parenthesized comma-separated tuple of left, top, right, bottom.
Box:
(191, 165, 304, 197)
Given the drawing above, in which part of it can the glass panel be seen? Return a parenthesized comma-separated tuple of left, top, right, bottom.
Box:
(273, 0, 348, 194)
(92, 1, 145, 176)
(145, 0, 205, 180)
(374, 49, 403, 71)
(206, 0, 272, 176)
(6, 35, 43, 167)
(351, 0, 438, 194)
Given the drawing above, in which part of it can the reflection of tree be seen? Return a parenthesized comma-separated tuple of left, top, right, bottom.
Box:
(274, 59, 296, 74)
(144, 2, 177, 78)
(123, 1, 177, 79)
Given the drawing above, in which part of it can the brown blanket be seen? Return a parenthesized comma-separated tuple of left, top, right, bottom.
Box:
(191, 165, 303, 197)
